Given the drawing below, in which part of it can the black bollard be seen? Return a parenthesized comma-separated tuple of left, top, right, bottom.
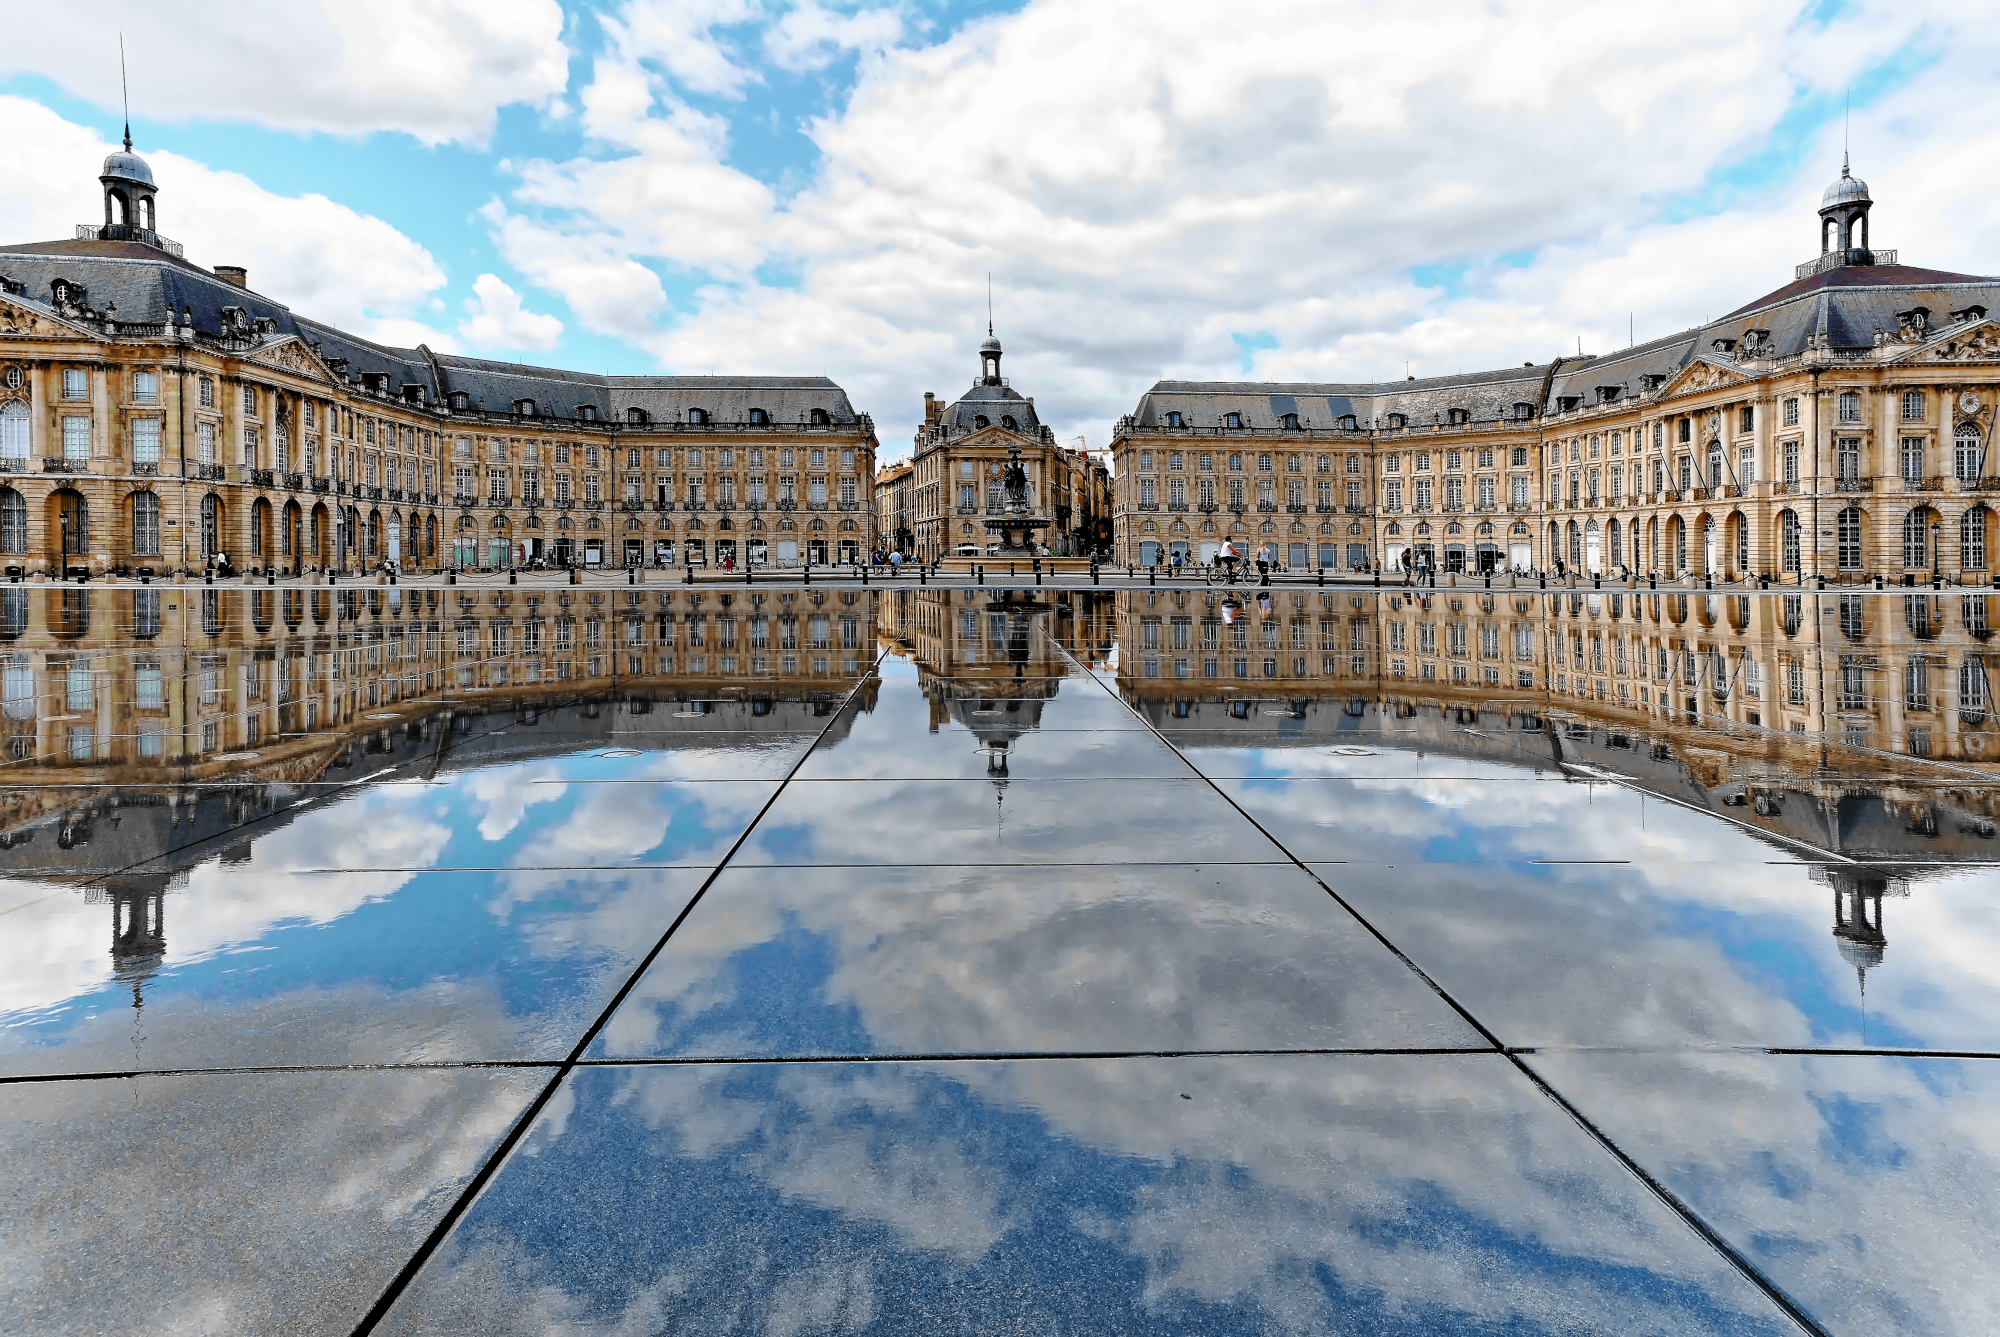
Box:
(978, 565, 986, 586)
(803, 564, 811, 584)
(447, 571, 455, 585)
(509, 569, 518, 585)
(1036, 568, 1044, 586)
(1648, 574, 1656, 589)
(745, 567, 753, 585)
(1148, 566, 1155, 586)
(1317, 568, 1325, 588)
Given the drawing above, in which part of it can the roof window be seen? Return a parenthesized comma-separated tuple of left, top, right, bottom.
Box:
(748, 407, 768, 424)
(514, 398, 537, 417)
(688, 408, 708, 425)
(1511, 402, 1533, 420)
(1224, 412, 1243, 429)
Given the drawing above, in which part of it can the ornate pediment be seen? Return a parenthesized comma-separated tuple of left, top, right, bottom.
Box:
(0, 293, 96, 341)
(1898, 319, 2000, 364)
(1661, 359, 1746, 399)
(245, 336, 339, 385)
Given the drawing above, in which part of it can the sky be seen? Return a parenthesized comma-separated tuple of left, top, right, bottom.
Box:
(1, 0, 1996, 460)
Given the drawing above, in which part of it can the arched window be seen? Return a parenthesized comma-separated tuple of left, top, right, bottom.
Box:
(131, 492, 160, 556)
(1958, 424, 1986, 482)
(1964, 507, 1989, 570)
(0, 401, 26, 463)
(0, 488, 22, 554)
(201, 493, 222, 560)
(974, 415, 990, 429)
(1903, 508, 1931, 569)
(1837, 507, 1864, 570)
(1780, 509, 1800, 574)
(1282, 413, 1301, 429)
(1001, 415, 1017, 431)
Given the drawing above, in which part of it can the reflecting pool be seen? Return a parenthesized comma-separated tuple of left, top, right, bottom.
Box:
(6, 584, 1999, 1334)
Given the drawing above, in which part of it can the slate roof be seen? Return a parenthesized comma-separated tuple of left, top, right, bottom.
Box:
(1130, 258, 2000, 430)
(0, 237, 863, 427)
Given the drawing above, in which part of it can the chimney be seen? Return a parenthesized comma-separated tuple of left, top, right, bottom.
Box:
(214, 265, 248, 289)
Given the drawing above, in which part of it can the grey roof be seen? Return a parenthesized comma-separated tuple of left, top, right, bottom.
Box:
(100, 149, 154, 187)
(0, 237, 864, 427)
(1822, 168, 1870, 209)
(940, 379, 1041, 434)
(1129, 258, 2000, 430)
(1134, 364, 1556, 431)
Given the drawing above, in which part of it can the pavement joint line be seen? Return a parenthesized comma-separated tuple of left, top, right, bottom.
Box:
(346, 651, 888, 1337)
(1054, 629, 1827, 1337)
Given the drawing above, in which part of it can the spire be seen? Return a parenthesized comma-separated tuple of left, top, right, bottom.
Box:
(986, 272, 993, 338)
(120, 32, 131, 151)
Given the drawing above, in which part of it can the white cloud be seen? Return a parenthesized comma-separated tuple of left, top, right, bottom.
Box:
(2, 0, 569, 146)
(480, 0, 2000, 459)
(0, 97, 456, 350)
(764, 3, 904, 72)
(458, 273, 566, 353)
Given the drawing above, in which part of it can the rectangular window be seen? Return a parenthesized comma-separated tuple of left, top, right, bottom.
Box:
(62, 415, 89, 461)
(61, 368, 87, 400)
(1902, 390, 1925, 421)
(1902, 436, 1925, 481)
(131, 417, 160, 463)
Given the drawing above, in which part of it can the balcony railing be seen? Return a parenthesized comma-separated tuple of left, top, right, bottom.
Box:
(133, 461, 158, 477)
(1344, 504, 1369, 515)
(1136, 502, 1159, 512)
(311, 477, 332, 493)
(286, 473, 305, 490)
(187, 462, 225, 481)
(1256, 501, 1278, 513)
(249, 469, 276, 487)
(1286, 503, 1308, 514)
(1835, 477, 1873, 493)
(44, 457, 87, 474)
(1903, 475, 1945, 493)
(454, 494, 478, 508)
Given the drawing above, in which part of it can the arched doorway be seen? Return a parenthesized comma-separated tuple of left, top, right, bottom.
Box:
(129, 491, 161, 566)
(48, 489, 88, 573)
(1701, 514, 1717, 574)
(283, 500, 303, 570)
(310, 502, 329, 564)
(251, 497, 273, 564)
(200, 493, 223, 563)
(1584, 519, 1602, 575)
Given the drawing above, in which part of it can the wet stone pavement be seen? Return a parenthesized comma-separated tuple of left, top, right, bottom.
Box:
(6, 584, 2000, 1333)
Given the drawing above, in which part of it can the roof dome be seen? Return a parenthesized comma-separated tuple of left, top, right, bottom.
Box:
(1821, 163, 1870, 210)
(980, 335, 1002, 353)
(101, 148, 154, 188)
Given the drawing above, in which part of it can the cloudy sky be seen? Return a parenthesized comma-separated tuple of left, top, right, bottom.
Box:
(1, 1, 1995, 457)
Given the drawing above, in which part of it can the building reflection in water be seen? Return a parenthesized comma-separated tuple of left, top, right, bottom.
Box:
(4, 583, 1996, 1019)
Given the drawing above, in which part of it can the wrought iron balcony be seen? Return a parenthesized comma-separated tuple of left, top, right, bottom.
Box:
(132, 461, 158, 477)
(248, 468, 275, 487)
(44, 457, 87, 474)
(285, 472, 305, 490)
(1834, 477, 1873, 493)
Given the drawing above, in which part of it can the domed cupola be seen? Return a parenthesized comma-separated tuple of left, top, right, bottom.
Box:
(1817, 154, 1873, 262)
(99, 126, 161, 241)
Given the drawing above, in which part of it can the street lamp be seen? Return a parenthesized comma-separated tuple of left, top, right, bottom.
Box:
(1933, 518, 1942, 580)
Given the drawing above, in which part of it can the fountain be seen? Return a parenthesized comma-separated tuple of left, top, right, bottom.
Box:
(981, 443, 1052, 557)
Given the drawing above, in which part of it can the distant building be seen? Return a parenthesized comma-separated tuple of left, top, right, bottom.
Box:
(906, 333, 1111, 559)
(1110, 162, 2000, 581)
(0, 136, 877, 576)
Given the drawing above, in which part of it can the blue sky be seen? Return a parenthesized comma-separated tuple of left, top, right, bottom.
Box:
(0, 1, 1992, 456)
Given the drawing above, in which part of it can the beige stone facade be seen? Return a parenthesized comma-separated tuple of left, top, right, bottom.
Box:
(905, 336, 1112, 560)
(1110, 170, 2000, 585)
(0, 144, 876, 578)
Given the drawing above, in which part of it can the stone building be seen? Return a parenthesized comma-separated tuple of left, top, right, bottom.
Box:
(1111, 164, 2000, 583)
(907, 333, 1111, 560)
(0, 138, 877, 576)
(876, 459, 914, 556)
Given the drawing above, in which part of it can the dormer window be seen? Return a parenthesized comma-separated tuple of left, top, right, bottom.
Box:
(1596, 386, 1621, 405)
(1556, 397, 1579, 413)
(1386, 413, 1407, 429)
(402, 384, 425, 405)
(575, 405, 597, 421)
(1165, 411, 1184, 428)
(626, 407, 649, 424)
(688, 408, 709, 425)
(1224, 412, 1243, 429)
(449, 392, 470, 411)
(748, 408, 768, 424)
(974, 415, 990, 429)
(1711, 338, 1736, 353)
(810, 408, 830, 425)
(1446, 408, 1469, 425)
(1002, 414, 1018, 431)
(1953, 305, 1988, 324)
(1641, 375, 1667, 393)
(1339, 414, 1357, 430)
(1511, 402, 1533, 421)
(1281, 413, 1300, 429)
(514, 399, 537, 417)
